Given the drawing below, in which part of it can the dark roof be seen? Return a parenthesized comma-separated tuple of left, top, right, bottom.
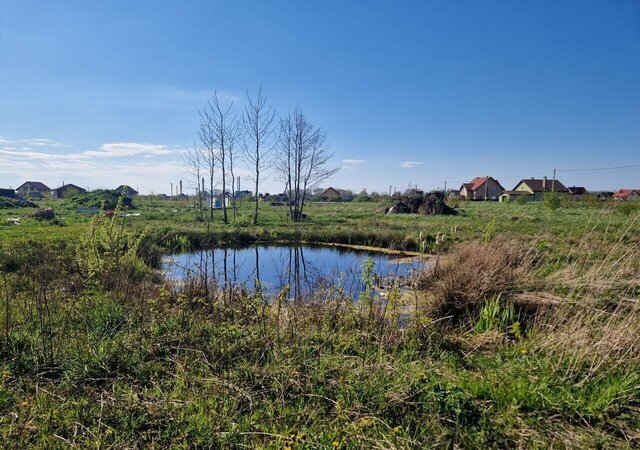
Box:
(17, 181, 50, 191)
(116, 185, 139, 194)
(568, 186, 587, 195)
(516, 178, 569, 193)
(52, 183, 86, 192)
(462, 176, 505, 192)
(0, 188, 16, 198)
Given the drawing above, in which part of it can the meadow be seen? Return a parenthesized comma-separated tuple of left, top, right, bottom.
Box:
(0, 196, 639, 448)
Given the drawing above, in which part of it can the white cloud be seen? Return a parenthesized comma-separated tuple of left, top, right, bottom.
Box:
(0, 136, 63, 147)
(83, 142, 173, 158)
(21, 138, 63, 147)
(341, 159, 366, 171)
(0, 148, 87, 162)
(400, 161, 424, 168)
(342, 159, 366, 166)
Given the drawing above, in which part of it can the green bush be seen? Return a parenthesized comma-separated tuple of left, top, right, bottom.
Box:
(543, 192, 561, 210)
(76, 198, 149, 288)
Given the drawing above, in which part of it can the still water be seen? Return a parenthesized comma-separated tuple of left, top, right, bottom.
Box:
(163, 244, 423, 300)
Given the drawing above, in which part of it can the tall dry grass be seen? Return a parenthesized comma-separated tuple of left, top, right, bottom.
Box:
(417, 239, 539, 326)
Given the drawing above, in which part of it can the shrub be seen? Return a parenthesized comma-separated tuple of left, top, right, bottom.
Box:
(76, 198, 149, 289)
(0, 197, 37, 209)
(543, 192, 561, 210)
(616, 201, 640, 217)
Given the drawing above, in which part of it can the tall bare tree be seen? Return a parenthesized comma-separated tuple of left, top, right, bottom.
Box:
(227, 129, 239, 221)
(276, 106, 338, 221)
(199, 106, 217, 220)
(201, 92, 238, 224)
(182, 141, 204, 219)
(242, 87, 276, 225)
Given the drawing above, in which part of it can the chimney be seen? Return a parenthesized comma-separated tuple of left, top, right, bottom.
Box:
(543, 176, 547, 189)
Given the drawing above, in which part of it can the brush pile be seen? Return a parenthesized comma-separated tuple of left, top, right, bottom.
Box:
(385, 190, 457, 215)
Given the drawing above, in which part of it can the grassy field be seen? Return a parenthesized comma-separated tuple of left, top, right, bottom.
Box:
(1, 197, 639, 448)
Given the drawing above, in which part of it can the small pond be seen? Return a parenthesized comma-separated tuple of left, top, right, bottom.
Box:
(162, 244, 424, 300)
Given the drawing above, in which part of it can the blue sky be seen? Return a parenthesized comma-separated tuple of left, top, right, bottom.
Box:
(1, 0, 639, 194)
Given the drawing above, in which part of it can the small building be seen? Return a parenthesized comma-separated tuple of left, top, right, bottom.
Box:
(234, 190, 253, 199)
(500, 177, 569, 202)
(211, 194, 231, 209)
(0, 188, 16, 198)
(567, 186, 588, 197)
(51, 183, 87, 199)
(320, 187, 341, 200)
(460, 176, 504, 201)
(612, 189, 640, 201)
(115, 185, 139, 197)
(16, 181, 50, 199)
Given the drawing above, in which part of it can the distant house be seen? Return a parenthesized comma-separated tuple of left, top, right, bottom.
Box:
(596, 191, 614, 200)
(460, 176, 504, 201)
(51, 183, 86, 199)
(320, 187, 341, 200)
(115, 185, 138, 197)
(567, 186, 588, 197)
(499, 177, 569, 202)
(16, 181, 50, 199)
(0, 188, 16, 198)
(612, 189, 640, 201)
(235, 190, 253, 199)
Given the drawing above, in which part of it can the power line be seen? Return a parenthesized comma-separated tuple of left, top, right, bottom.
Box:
(557, 163, 640, 173)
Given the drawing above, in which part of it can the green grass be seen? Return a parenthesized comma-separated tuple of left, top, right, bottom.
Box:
(0, 197, 639, 448)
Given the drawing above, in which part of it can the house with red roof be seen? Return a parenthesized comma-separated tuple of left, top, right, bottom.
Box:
(612, 189, 640, 201)
(459, 176, 504, 201)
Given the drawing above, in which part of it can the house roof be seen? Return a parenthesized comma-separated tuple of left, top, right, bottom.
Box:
(17, 181, 50, 191)
(52, 183, 85, 192)
(321, 187, 341, 196)
(516, 178, 569, 193)
(462, 176, 504, 192)
(613, 189, 639, 199)
(116, 185, 138, 194)
(568, 186, 587, 195)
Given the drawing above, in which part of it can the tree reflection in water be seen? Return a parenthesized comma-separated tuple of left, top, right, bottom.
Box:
(164, 245, 422, 301)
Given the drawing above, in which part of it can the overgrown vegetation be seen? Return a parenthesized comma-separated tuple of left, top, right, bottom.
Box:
(69, 189, 134, 210)
(0, 197, 639, 448)
(0, 197, 37, 209)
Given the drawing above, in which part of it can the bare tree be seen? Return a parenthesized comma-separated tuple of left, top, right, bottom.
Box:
(182, 141, 204, 219)
(201, 92, 238, 224)
(227, 129, 240, 221)
(242, 87, 276, 225)
(276, 106, 338, 221)
(199, 106, 217, 220)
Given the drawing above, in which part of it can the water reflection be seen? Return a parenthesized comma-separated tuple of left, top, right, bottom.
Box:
(163, 245, 422, 301)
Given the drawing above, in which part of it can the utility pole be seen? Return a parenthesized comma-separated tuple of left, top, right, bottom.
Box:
(444, 180, 447, 192)
(551, 168, 556, 193)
